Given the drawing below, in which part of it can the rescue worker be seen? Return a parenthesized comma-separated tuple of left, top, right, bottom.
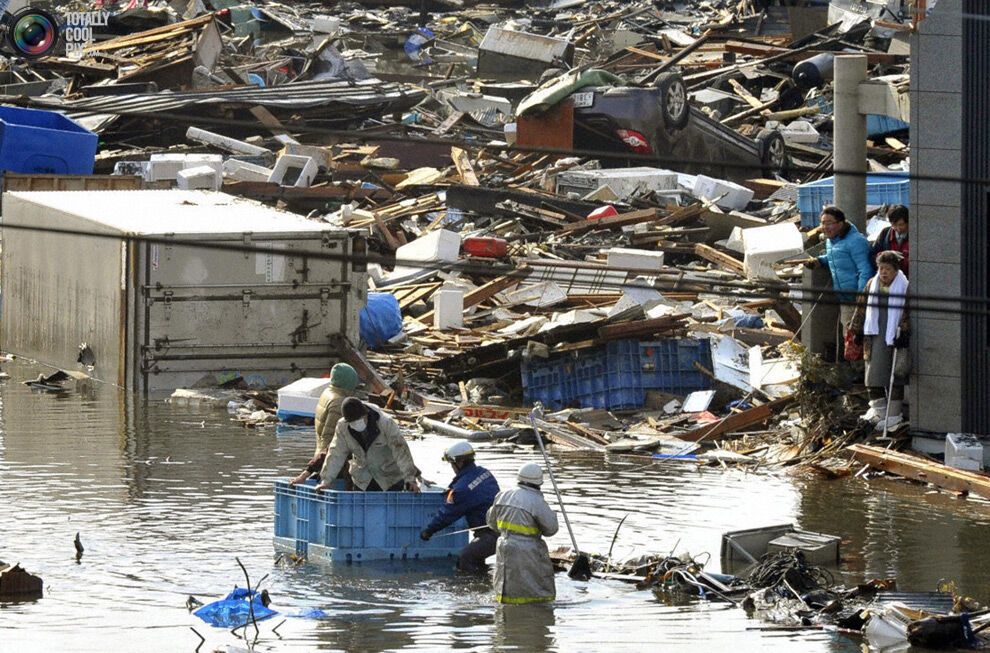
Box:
(486, 463, 559, 604)
(289, 363, 359, 487)
(419, 441, 500, 573)
(315, 398, 420, 492)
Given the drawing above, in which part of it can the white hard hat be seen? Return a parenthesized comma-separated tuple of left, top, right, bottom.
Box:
(517, 462, 543, 486)
(443, 440, 475, 462)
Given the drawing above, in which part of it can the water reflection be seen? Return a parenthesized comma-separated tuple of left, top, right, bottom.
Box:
(493, 604, 556, 652)
(1, 359, 989, 652)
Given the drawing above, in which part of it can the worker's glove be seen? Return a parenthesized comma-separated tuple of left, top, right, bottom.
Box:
(853, 332, 864, 346)
(405, 480, 421, 493)
(420, 529, 433, 542)
(894, 331, 910, 348)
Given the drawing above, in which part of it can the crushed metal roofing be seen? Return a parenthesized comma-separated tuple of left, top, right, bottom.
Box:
(22, 78, 427, 122)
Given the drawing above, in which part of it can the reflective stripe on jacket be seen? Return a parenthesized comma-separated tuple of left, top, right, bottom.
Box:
(486, 485, 559, 604)
(319, 406, 418, 491)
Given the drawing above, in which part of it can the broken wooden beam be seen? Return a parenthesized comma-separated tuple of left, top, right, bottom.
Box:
(694, 244, 746, 277)
(674, 397, 793, 442)
(848, 444, 990, 500)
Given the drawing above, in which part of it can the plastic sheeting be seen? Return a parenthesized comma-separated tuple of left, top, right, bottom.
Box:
(360, 292, 403, 348)
(194, 587, 277, 628)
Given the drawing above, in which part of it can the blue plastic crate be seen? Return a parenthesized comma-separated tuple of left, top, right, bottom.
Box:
(797, 172, 909, 228)
(272, 481, 466, 562)
(522, 338, 713, 410)
(0, 106, 98, 175)
(521, 356, 578, 410)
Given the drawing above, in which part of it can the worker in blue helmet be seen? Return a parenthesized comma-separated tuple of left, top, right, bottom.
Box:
(420, 440, 500, 573)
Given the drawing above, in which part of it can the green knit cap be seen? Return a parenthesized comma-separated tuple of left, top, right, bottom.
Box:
(330, 363, 359, 390)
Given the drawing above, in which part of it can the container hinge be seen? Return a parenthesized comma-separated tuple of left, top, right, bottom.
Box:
(162, 290, 173, 321)
(243, 233, 252, 259)
(320, 288, 330, 314)
(242, 289, 253, 314)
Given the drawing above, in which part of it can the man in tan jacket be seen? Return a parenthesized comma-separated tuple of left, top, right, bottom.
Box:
(316, 398, 420, 492)
(289, 363, 358, 487)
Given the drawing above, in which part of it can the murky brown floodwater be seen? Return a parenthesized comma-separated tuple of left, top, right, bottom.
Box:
(2, 359, 989, 652)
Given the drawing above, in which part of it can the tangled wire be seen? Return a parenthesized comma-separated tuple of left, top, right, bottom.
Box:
(747, 551, 835, 594)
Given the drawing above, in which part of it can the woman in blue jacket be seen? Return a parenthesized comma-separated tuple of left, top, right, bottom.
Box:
(806, 206, 876, 331)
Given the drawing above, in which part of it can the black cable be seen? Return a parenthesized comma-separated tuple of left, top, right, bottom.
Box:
(0, 217, 986, 318)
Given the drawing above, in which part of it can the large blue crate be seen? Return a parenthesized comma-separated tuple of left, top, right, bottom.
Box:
(273, 480, 466, 562)
(522, 338, 713, 410)
(0, 106, 98, 175)
(797, 172, 909, 228)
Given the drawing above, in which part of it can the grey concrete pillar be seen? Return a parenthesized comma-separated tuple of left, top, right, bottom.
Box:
(833, 55, 868, 231)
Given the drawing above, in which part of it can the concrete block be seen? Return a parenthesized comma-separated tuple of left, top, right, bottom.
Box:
(433, 286, 464, 330)
(223, 159, 274, 183)
(913, 373, 962, 433)
(176, 165, 221, 191)
(915, 34, 962, 95)
(916, 0, 962, 37)
(692, 175, 754, 210)
(267, 154, 318, 188)
(186, 126, 270, 157)
(911, 261, 961, 305)
(913, 147, 962, 208)
(945, 432, 983, 471)
(606, 247, 664, 273)
(915, 316, 962, 378)
(913, 204, 961, 264)
(742, 223, 803, 281)
(914, 91, 962, 152)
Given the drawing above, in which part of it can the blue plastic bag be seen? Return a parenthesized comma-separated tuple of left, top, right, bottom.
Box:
(360, 293, 403, 348)
(404, 28, 434, 63)
(194, 587, 277, 628)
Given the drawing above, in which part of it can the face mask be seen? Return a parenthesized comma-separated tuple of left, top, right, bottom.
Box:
(348, 418, 367, 432)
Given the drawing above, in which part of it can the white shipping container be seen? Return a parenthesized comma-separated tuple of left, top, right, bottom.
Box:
(1, 190, 367, 395)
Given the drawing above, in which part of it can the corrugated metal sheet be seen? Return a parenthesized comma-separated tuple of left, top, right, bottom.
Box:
(478, 26, 571, 62)
(19, 78, 426, 126)
(962, 0, 990, 433)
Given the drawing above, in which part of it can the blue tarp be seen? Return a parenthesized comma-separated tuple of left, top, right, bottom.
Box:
(360, 292, 403, 348)
(194, 587, 277, 628)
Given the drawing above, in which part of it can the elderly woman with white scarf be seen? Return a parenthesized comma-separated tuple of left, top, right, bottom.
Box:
(851, 250, 910, 429)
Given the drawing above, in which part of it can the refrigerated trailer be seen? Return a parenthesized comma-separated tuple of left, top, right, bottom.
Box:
(0, 190, 367, 395)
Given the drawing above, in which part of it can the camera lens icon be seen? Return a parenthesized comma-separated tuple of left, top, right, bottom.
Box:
(5, 7, 60, 59)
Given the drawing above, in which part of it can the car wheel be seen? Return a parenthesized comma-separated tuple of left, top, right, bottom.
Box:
(757, 129, 788, 176)
(655, 73, 690, 130)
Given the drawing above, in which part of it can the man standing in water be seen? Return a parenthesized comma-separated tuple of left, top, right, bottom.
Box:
(419, 440, 500, 573)
(486, 463, 559, 604)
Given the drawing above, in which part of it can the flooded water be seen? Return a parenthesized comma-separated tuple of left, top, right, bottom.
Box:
(2, 360, 990, 652)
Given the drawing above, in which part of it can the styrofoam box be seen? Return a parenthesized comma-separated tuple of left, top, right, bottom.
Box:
(557, 167, 678, 199)
(946, 432, 983, 471)
(392, 229, 462, 278)
(176, 165, 221, 191)
(692, 174, 755, 210)
(277, 377, 332, 419)
(742, 223, 804, 280)
(606, 247, 665, 272)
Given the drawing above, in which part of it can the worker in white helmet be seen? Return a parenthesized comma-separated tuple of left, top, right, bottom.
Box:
(486, 462, 559, 604)
(419, 440, 500, 573)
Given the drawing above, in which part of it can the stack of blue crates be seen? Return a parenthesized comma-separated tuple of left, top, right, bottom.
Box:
(797, 172, 910, 228)
(522, 338, 713, 410)
(273, 480, 467, 563)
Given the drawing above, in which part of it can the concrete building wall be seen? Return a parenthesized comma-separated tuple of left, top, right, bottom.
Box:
(909, 0, 965, 433)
